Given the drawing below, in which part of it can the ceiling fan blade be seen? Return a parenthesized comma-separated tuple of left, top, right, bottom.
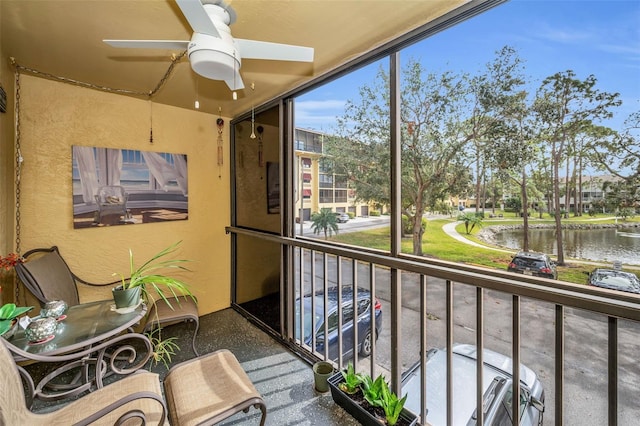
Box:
(104, 40, 190, 49)
(175, 0, 220, 37)
(224, 71, 244, 91)
(235, 39, 314, 62)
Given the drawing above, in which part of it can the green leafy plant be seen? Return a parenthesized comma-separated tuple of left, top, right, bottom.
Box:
(380, 379, 408, 426)
(147, 328, 180, 369)
(457, 212, 483, 234)
(0, 303, 33, 335)
(113, 241, 195, 309)
(361, 373, 386, 408)
(310, 208, 339, 239)
(338, 362, 363, 394)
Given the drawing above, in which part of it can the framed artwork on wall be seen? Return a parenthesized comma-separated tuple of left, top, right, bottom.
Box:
(72, 146, 188, 228)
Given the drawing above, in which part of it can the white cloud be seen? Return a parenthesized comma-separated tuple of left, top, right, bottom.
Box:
(294, 99, 347, 130)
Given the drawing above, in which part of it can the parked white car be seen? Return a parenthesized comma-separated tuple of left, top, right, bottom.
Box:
(335, 213, 350, 223)
(402, 344, 545, 426)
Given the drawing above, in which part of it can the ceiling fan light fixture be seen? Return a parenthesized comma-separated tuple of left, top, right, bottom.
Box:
(190, 48, 238, 81)
(188, 32, 239, 82)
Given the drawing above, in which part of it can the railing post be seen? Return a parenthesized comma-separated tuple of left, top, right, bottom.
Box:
(512, 295, 521, 426)
(476, 287, 484, 426)
(446, 279, 453, 426)
(555, 304, 564, 426)
(608, 316, 618, 426)
(420, 275, 428, 424)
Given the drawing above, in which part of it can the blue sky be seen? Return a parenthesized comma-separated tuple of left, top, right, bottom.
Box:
(295, 0, 640, 133)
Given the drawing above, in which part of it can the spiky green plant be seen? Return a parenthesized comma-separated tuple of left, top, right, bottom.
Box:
(146, 328, 180, 369)
(338, 362, 363, 394)
(113, 241, 196, 309)
(362, 374, 386, 408)
(380, 379, 408, 426)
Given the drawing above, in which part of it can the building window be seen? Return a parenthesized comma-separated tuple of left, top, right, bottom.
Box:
(319, 174, 333, 188)
(319, 189, 333, 203)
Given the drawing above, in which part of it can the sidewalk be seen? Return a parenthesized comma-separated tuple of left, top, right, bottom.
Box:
(441, 221, 511, 252)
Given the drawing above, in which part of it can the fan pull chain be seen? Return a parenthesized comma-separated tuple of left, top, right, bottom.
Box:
(257, 125, 264, 168)
(149, 98, 154, 144)
(217, 116, 224, 179)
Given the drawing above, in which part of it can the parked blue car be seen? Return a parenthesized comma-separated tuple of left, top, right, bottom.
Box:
(295, 287, 382, 360)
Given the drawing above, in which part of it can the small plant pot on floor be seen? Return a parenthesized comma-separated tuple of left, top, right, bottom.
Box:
(313, 361, 335, 393)
(327, 371, 418, 426)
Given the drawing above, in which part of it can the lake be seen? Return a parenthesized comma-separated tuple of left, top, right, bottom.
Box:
(492, 226, 640, 266)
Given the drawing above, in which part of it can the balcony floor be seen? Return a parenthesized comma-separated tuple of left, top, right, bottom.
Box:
(30, 307, 360, 425)
(160, 307, 363, 425)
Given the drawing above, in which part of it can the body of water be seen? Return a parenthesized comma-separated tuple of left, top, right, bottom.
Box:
(492, 227, 640, 266)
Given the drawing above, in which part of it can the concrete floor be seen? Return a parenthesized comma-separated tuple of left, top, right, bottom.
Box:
(161, 307, 361, 426)
(29, 307, 361, 425)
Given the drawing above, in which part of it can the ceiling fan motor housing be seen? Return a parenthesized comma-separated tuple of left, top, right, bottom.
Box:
(188, 32, 240, 81)
(189, 3, 239, 81)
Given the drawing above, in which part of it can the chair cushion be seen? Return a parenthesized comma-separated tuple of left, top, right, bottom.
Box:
(163, 349, 264, 426)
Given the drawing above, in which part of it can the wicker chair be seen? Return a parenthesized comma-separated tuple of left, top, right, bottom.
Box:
(94, 185, 129, 224)
(14, 246, 200, 355)
(0, 337, 167, 425)
(2, 338, 267, 426)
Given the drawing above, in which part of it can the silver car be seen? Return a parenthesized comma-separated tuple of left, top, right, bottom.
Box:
(335, 212, 350, 223)
(402, 344, 545, 426)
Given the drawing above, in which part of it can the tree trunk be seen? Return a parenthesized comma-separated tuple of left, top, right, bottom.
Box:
(564, 156, 571, 218)
(521, 167, 529, 252)
(577, 156, 583, 216)
(475, 152, 482, 214)
(412, 214, 424, 256)
(553, 142, 565, 265)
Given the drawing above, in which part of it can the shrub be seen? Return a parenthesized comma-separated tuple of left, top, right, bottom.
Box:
(370, 211, 381, 217)
(401, 215, 427, 236)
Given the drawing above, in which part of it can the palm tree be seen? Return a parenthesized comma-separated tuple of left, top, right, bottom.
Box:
(310, 208, 339, 239)
(457, 212, 483, 234)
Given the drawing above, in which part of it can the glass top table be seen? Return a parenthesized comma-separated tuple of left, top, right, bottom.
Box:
(3, 299, 152, 406)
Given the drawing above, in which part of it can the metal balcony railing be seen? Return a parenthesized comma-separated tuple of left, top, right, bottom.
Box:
(228, 226, 640, 426)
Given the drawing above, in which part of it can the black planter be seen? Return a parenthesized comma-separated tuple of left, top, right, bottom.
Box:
(327, 371, 418, 426)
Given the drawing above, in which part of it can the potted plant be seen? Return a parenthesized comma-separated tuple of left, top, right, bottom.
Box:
(327, 363, 418, 426)
(112, 241, 195, 309)
(112, 241, 197, 368)
(0, 303, 34, 337)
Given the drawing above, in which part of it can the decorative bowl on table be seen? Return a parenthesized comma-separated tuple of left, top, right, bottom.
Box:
(41, 300, 68, 320)
(25, 317, 58, 343)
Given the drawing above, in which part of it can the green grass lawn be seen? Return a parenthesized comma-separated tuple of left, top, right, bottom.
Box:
(329, 213, 639, 285)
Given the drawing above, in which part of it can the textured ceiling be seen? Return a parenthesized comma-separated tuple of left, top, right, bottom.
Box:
(1, 0, 467, 118)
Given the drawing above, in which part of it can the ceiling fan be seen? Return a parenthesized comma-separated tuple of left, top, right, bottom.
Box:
(103, 0, 314, 92)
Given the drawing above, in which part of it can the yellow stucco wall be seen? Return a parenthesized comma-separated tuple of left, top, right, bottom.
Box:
(0, 7, 18, 304)
(12, 75, 231, 315)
